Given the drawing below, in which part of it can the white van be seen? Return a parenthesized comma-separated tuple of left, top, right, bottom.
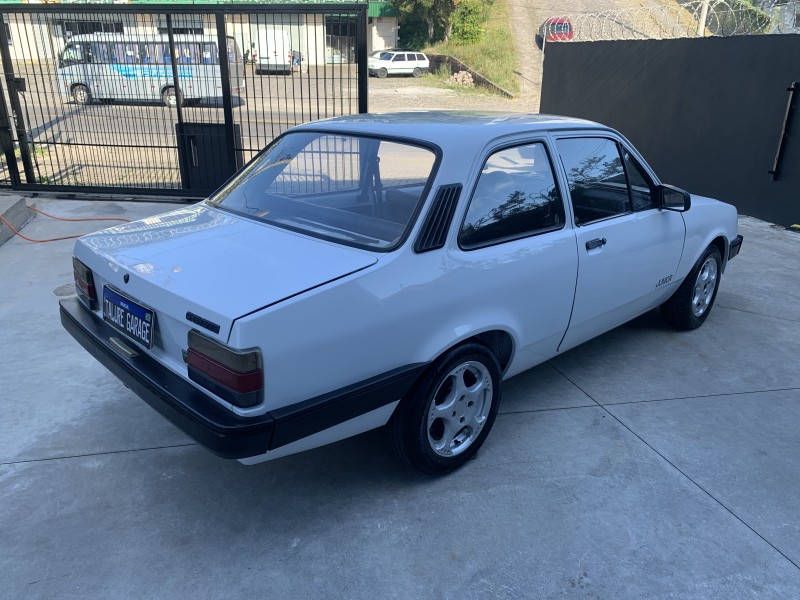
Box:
(255, 28, 291, 74)
(55, 33, 244, 106)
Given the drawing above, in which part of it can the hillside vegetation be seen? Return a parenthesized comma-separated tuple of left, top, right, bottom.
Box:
(421, 0, 519, 95)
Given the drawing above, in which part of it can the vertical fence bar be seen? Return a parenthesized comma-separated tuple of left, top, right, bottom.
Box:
(0, 13, 34, 183)
(356, 7, 367, 114)
(0, 62, 20, 185)
(165, 14, 184, 126)
(215, 12, 236, 178)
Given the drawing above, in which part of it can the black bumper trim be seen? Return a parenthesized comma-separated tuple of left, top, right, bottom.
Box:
(269, 364, 425, 450)
(729, 235, 743, 261)
(59, 298, 426, 459)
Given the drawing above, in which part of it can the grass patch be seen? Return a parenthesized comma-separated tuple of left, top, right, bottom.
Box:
(424, 0, 518, 94)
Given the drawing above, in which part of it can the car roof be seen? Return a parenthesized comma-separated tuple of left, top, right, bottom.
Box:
(293, 111, 606, 149)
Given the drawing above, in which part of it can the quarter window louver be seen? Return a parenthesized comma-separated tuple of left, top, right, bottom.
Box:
(414, 184, 462, 253)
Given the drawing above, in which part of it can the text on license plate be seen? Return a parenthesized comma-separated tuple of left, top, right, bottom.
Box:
(103, 287, 155, 349)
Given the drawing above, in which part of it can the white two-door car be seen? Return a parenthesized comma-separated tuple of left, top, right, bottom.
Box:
(61, 112, 743, 475)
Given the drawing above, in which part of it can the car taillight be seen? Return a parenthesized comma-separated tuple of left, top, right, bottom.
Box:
(187, 329, 263, 408)
(73, 256, 97, 309)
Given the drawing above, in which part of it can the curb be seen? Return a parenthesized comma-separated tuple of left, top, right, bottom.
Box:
(0, 197, 33, 248)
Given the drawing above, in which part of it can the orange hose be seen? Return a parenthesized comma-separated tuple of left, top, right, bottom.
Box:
(29, 205, 130, 223)
(0, 205, 131, 243)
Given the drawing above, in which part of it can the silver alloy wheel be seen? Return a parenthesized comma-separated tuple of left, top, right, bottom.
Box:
(427, 360, 493, 457)
(164, 89, 176, 106)
(692, 256, 718, 317)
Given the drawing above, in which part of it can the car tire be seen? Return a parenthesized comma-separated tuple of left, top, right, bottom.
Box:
(660, 244, 722, 330)
(162, 87, 183, 108)
(378, 68, 388, 79)
(535, 33, 543, 49)
(72, 84, 91, 105)
(412, 67, 422, 78)
(389, 343, 501, 475)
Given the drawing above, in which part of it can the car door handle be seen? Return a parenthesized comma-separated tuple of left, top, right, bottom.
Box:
(585, 237, 607, 251)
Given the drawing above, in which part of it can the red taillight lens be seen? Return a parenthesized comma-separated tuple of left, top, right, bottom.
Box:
(72, 256, 97, 309)
(187, 330, 263, 408)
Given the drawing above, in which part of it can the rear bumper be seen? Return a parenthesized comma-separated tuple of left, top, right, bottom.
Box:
(729, 234, 743, 260)
(59, 298, 424, 460)
(60, 297, 273, 459)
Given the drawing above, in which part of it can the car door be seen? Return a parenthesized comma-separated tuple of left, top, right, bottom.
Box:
(391, 52, 409, 74)
(452, 140, 578, 373)
(555, 134, 685, 352)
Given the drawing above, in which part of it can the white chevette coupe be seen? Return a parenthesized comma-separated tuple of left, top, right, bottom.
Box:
(61, 112, 743, 475)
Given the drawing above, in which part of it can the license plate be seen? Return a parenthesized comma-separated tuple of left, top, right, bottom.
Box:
(103, 286, 155, 349)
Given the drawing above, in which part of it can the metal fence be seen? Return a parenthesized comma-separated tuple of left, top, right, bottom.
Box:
(542, 0, 799, 44)
(0, 3, 367, 197)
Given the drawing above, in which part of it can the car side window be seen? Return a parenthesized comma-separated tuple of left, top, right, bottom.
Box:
(621, 149, 655, 211)
(459, 142, 565, 249)
(393, 54, 406, 62)
(556, 137, 634, 225)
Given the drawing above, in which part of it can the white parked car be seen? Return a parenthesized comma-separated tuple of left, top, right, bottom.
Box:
(61, 113, 743, 475)
(368, 49, 429, 78)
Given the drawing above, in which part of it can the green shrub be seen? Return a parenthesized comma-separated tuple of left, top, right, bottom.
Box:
(452, 0, 486, 44)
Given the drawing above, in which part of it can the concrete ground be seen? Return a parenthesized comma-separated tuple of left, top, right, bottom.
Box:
(1, 194, 799, 599)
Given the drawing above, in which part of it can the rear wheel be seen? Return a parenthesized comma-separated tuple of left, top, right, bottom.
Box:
(390, 343, 501, 475)
(660, 245, 722, 330)
(412, 67, 422, 78)
(378, 67, 388, 79)
(161, 87, 182, 108)
(72, 84, 91, 105)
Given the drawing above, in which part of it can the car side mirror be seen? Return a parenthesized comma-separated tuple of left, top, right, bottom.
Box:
(658, 184, 691, 212)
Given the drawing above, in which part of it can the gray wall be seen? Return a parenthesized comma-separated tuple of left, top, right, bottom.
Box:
(540, 35, 800, 226)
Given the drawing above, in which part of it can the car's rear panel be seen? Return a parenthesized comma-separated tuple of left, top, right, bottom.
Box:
(72, 203, 378, 414)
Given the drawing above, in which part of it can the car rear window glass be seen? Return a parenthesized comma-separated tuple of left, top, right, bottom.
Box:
(459, 142, 565, 249)
(208, 132, 437, 251)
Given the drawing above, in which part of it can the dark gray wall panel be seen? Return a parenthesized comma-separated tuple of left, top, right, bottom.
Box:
(541, 35, 800, 226)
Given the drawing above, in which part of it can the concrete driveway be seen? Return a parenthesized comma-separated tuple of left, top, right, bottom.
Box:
(1, 196, 799, 599)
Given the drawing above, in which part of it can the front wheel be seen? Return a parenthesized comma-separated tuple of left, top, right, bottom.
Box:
(660, 244, 722, 330)
(72, 84, 91, 105)
(390, 343, 501, 475)
(377, 67, 388, 79)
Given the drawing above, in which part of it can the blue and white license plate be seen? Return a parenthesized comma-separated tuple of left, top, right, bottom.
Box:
(102, 287, 155, 349)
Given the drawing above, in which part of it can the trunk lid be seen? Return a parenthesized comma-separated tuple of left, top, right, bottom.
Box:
(75, 204, 378, 341)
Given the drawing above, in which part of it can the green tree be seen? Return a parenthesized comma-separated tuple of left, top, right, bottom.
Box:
(393, 0, 455, 43)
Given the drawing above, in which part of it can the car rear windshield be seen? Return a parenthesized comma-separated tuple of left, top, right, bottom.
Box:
(207, 132, 438, 251)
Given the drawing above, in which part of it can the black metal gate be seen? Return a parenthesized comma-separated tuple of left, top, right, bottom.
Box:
(0, 3, 367, 197)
